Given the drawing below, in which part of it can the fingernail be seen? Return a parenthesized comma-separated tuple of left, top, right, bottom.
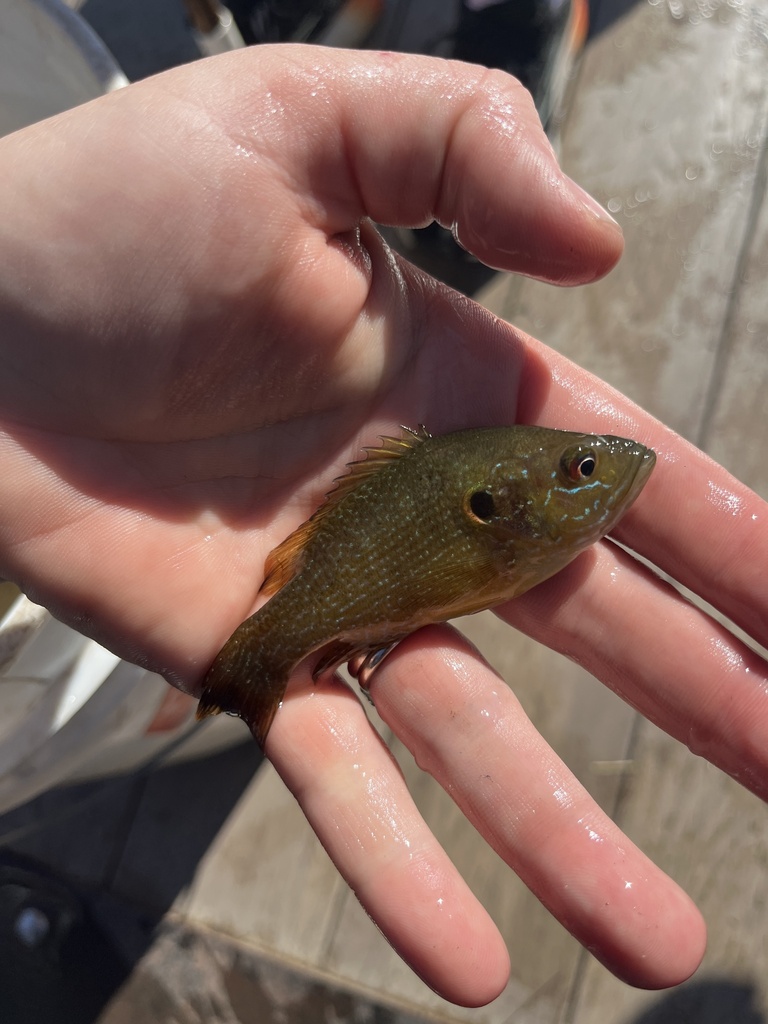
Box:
(570, 180, 622, 231)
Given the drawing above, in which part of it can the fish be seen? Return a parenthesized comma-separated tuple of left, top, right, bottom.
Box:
(197, 425, 656, 746)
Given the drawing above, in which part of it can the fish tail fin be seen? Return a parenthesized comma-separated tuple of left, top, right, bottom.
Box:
(196, 621, 290, 749)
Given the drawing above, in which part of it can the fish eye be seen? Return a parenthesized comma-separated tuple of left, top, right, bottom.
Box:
(562, 448, 597, 482)
(467, 489, 495, 523)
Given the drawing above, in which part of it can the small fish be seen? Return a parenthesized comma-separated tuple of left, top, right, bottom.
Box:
(198, 426, 655, 746)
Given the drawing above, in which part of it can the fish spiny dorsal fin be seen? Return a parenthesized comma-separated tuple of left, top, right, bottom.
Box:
(259, 426, 429, 597)
(334, 423, 429, 494)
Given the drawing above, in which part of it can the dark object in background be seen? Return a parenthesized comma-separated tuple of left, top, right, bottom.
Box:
(384, 0, 589, 295)
(227, 0, 347, 43)
(0, 854, 125, 1024)
(451, 0, 587, 132)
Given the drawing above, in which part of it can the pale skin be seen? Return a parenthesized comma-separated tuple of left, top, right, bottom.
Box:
(1, 44, 767, 1007)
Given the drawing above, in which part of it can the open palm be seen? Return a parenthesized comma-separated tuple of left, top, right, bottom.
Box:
(1, 46, 766, 1007)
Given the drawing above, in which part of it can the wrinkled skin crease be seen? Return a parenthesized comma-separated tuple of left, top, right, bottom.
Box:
(1, 44, 766, 1009)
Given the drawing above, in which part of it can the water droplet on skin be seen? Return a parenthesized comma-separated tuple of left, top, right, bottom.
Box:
(707, 480, 745, 516)
(576, 815, 605, 843)
(552, 786, 571, 807)
(709, 635, 746, 673)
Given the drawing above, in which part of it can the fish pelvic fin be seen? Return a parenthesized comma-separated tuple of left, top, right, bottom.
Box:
(196, 621, 290, 749)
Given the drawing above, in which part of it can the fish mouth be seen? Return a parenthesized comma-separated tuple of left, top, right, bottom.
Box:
(617, 444, 657, 512)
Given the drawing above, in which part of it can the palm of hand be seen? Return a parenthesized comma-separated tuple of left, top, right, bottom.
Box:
(1, 205, 524, 686)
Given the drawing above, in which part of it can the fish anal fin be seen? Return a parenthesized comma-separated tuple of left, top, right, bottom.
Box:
(311, 636, 407, 684)
(312, 640, 364, 680)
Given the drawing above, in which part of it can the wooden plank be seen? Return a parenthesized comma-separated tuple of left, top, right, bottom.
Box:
(700, 140, 768, 497)
(97, 916, 442, 1024)
(110, 740, 265, 915)
(568, 721, 768, 1022)
(180, 755, 350, 966)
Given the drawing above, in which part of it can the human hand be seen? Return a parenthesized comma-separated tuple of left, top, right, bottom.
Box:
(0, 45, 765, 1007)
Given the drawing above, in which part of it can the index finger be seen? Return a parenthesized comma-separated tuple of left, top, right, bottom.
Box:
(194, 46, 624, 285)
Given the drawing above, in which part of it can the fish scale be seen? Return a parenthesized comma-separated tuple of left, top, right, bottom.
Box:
(198, 425, 656, 747)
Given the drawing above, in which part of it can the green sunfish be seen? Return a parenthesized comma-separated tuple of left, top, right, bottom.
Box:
(198, 425, 656, 745)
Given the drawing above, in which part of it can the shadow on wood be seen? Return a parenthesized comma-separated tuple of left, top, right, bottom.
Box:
(0, 738, 262, 1023)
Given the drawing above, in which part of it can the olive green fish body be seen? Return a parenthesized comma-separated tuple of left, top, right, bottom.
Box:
(198, 426, 655, 745)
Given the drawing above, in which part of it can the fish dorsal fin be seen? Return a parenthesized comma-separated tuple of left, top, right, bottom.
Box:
(260, 425, 429, 597)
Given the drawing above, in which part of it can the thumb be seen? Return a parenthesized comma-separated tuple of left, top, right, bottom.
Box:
(202, 44, 622, 285)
